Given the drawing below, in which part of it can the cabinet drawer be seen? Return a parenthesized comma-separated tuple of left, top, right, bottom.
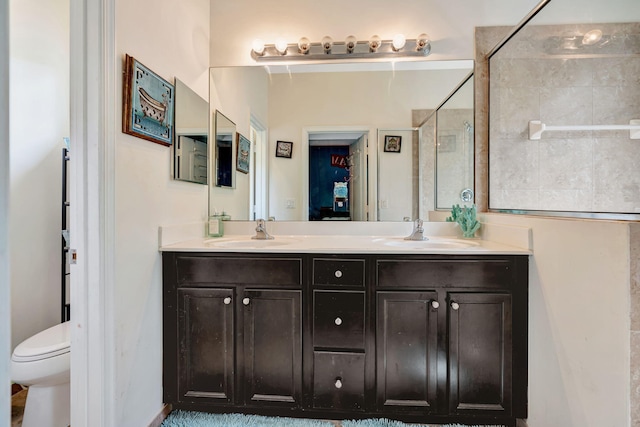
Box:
(313, 351, 365, 411)
(314, 291, 365, 350)
(313, 258, 365, 287)
(175, 256, 302, 286)
(376, 259, 514, 289)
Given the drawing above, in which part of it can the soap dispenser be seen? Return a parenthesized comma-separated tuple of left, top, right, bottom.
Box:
(206, 210, 225, 238)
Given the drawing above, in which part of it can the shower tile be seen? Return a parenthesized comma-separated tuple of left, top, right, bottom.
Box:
(489, 138, 539, 190)
(592, 57, 640, 87)
(538, 190, 593, 211)
(631, 224, 640, 331)
(489, 189, 540, 211)
(538, 138, 593, 191)
(493, 58, 544, 87)
(540, 86, 593, 126)
(541, 58, 594, 88)
(496, 87, 540, 138)
(632, 331, 640, 426)
(593, 85, 640, 124)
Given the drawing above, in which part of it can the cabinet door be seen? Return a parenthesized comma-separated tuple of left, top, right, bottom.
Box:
(242, 289, 302, 407)
(448, 292, 512, 415)
(376, 291, 439, 413)
(177, 288, 234, 404)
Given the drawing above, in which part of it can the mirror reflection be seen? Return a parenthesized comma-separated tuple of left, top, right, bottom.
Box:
(435, 73, 475, 209)
(214, 111, 236, 188)
(173, 79, 208, 185)
(209, 61, 474, 221)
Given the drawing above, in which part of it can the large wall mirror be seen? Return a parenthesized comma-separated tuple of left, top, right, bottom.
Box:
(173, 79, 208, 185)
(209, 61, 475, 221)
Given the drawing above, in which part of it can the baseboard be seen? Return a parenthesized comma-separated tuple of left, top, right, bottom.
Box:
(148, 404, 172, 427)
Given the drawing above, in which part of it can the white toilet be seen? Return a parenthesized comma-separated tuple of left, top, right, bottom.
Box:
(11, 321, 70, 427)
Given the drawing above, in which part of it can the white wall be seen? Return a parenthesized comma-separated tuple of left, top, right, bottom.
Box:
(209, 0, 540, 66)
(0, 0, 10, 424)
(114, 0, 209, 425)
(9, 0, 69, 349)
(480, 213, 630, 427)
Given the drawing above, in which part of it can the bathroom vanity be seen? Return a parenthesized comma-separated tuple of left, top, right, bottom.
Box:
(161, 233, 529, 426)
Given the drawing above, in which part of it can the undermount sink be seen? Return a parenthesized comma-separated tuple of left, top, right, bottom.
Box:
(373, 237, 480, 250)
(207, 237, 298, 249)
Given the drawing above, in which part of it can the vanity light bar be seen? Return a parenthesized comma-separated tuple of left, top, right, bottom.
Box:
(251, 35, 431, 61)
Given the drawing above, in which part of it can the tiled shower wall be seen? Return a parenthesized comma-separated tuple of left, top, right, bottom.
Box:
(631, 223, 640, 425)
(489, 22, 640, 214)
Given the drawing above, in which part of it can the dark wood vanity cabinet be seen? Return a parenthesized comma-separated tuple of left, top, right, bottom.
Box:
(163, 253, 303, 409)
(163, 252, 528, 426)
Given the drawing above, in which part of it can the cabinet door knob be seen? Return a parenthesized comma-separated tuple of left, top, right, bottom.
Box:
(334, 270, 343, 278)
(334, 378, 343, 389)
(431, 300, 440, 309)
(243, 297, 250, 306)
(223, 297, 231, 305)
(451, 301, 460, 310)
(334, 317, 343, 326)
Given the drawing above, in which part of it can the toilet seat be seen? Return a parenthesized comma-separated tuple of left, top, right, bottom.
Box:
(12, 321, 70, 362)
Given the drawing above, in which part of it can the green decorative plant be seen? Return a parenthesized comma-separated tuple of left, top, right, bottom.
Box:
(446, 204, 481, 238)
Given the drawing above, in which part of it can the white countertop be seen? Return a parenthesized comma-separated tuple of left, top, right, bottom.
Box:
(160, 233, 530, 255)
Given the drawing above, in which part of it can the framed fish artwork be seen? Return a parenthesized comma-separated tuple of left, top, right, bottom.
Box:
(122, 54, 175, 146)
(236, 133, 251, 174)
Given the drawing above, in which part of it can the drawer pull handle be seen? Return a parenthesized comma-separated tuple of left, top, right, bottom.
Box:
(334, 270, 343, 278)
(223, 297, 232, 305)
(334, 317, 342, 326)
(243, 297, 250, 306)
(335, 378, 343, 389)
(451, 301, 460, 310)
(431, 300, 440, 309)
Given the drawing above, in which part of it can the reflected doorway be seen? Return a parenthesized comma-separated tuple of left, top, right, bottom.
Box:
(250, 116, 268, 221)
(307, 131, 368, 221)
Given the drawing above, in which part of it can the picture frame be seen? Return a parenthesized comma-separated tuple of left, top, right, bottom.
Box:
(383, 135, 402, 153)
(122, 54, 175, 147)
(236, 133, 251, 174)
(276, 140, 293, 158)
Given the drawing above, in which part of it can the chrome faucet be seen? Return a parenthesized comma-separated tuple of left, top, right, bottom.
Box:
(405, 218, 428, 241)
(252, 218, 274, 240)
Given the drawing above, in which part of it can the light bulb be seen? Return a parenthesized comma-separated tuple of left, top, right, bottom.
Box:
(416, 33, 430, 52)
(582, 29, 602, 46)
(252, 39, 265, 56)
(275, 38, 288, 55)
(298, 37, 311, 54)
(321, 36, 333, 53)
(369, 35, 381, 52)
(392, 34, 406, 51)
(345, 35, 357, 53)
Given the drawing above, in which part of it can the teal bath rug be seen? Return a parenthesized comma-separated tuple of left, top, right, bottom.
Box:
(160, 411, 335, 427)
(161, 411, 505, 427)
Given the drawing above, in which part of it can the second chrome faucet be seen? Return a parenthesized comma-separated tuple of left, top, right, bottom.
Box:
(252, 218, 274, 240)
(405, 218, 428, 241)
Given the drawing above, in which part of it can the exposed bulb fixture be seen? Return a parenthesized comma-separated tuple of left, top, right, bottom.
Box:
(250, 33, 433, 61)
(368, 35, 382, 52)
(298, 37, 311, 54)
(582, 29, 603, 46)
(416, 33, 430, 52)
(321, 36, 333, 53)
(345, 35, 357, 53)
(275, 38, 288, 55)
(252, 39, 265, 56)
(392, 34, 406, 51)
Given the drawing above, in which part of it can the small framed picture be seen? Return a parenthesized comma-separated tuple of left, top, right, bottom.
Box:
(276, 140, 293, 158)
(236, 133, 250, 174)
(122, 54, 175, 146)
(384, 135, 402, 153)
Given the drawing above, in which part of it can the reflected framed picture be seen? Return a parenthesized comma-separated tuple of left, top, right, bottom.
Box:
(236, 133, 250, 174)
(276, 140, 293, 158)
(122, 54, 175, 146)
(384, 135, 402, 153)
(438, 134, 456, 153)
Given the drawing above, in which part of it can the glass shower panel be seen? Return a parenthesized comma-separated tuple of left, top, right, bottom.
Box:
(488, 0, 640, 216)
